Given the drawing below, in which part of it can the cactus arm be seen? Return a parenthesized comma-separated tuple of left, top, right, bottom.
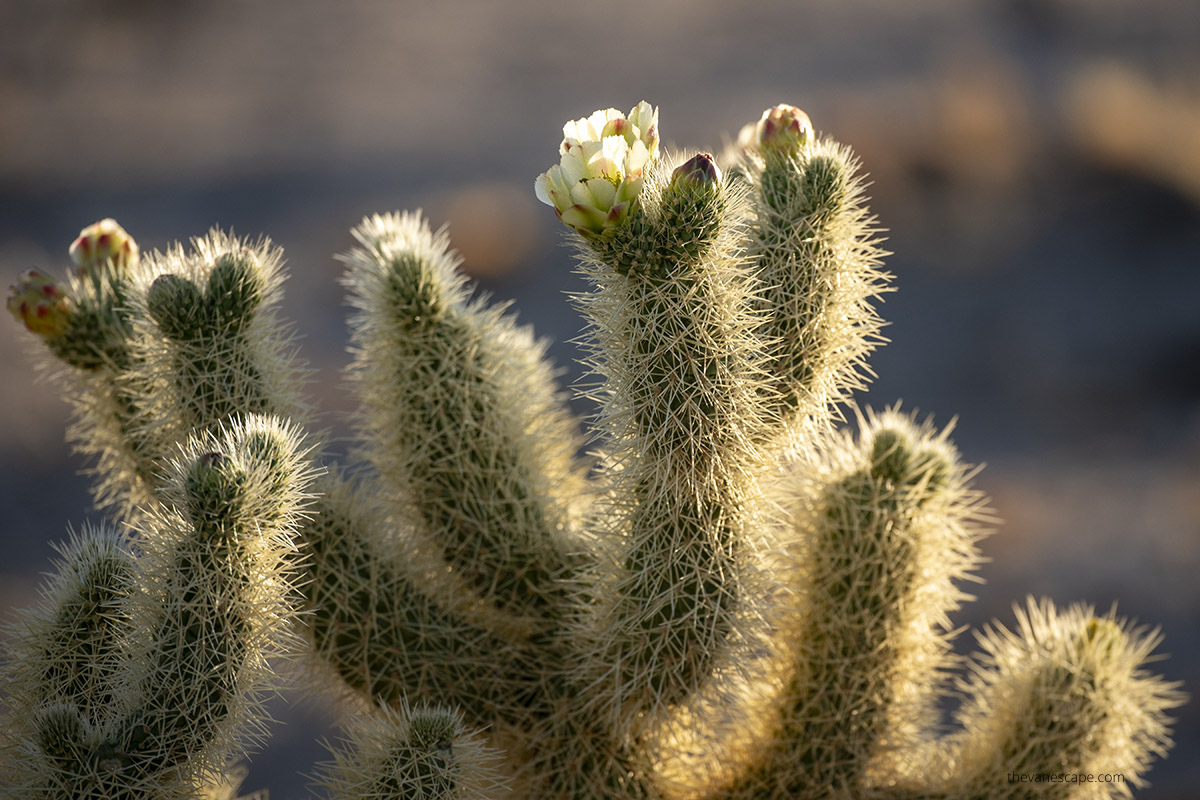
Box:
(7, 224, 160, 514)
(0, 416, 312, 799)
(724, 410, 986, 798)
(1, 525, 137, 796)
(339, 211, 588, 623)
(1, 525, 135, 718)
(300, 469, 552, 732)
(943, 600, 1184, 800)
(109, 417, 311, 795)
(6, 223, 309, 518)
(748, 139, 890, 426)
(134, 230, 311, 453)
(570, 152, 774, 732)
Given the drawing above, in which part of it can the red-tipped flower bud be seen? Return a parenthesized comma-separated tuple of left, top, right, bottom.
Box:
(7, 268, 70, 337)
(69, 218, 139, 279)
(670, 152, 722, 189)
(752, 104, 814, 155)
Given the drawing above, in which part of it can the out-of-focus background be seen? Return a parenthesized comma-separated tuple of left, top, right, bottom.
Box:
(2, 0, 1196, 797)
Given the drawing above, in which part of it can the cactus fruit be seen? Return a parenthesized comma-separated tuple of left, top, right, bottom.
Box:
(2, 103, 1182, 799)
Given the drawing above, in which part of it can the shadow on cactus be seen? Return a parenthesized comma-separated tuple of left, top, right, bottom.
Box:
(2, 103, 1183, 799)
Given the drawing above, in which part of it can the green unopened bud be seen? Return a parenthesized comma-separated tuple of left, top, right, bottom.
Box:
(69, 218, 139, 279)
(755, 104, 814, 155)
(7, 268, 71, 337)
(670, 152, 722, 189)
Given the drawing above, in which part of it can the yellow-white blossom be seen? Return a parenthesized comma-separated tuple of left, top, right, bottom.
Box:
(535, 101, 659, 237)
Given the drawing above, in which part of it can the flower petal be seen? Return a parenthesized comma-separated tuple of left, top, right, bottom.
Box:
(534, 173, 553, 206)
(583, 177, 617, 209)
(561, 203, 607, 233)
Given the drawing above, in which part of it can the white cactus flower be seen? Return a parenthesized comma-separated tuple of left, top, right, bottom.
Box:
(535, 101, 659, 238)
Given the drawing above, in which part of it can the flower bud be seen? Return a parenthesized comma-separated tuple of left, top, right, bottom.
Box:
(69, 218, 139, 279)
(7, 268, 71, 337)
(755, 104, 814, 155)
(534, 101, 660, 238)
(670, 152, 722, 189)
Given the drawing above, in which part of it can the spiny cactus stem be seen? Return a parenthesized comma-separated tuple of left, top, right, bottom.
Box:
(299, 486, 552, 730)
(581, 163, 772, 724)
(34, 532, 136, 714)
(173, 345, 273, 426)
(736, 470, 917, 797)
(748, 144, 888, 427)
(315, 701, 510, 800)
(341, 211, 587, 622)
(388, 319, 563, 613)
(945, 601, 1183, 799)
(48, 273, 135, 373)
(126, 532, 252, 771)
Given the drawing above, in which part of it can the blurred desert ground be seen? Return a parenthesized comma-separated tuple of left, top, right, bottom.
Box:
(1, 0, 1197, 796)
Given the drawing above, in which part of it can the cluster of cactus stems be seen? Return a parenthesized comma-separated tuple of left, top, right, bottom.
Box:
(1, 102, 1183, 799)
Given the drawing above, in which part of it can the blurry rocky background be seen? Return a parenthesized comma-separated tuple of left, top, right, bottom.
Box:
(2, 0, 1197, 796)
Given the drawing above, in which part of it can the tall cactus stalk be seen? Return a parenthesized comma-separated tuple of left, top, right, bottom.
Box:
(2, 103, 1182, 800)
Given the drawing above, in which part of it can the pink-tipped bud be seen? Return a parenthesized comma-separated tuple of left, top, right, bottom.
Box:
(69, 218, 139, 279)
(755, 104, 814, 155)
(670, 152, 722, 188)
(6, 268, 71, 336)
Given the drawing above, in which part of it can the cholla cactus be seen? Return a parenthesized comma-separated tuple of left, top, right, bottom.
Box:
(2, 102, 1182, 800)
(2, 417, 313, 798)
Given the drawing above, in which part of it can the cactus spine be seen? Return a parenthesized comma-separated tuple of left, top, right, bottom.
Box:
(2, 103, 1182, 799)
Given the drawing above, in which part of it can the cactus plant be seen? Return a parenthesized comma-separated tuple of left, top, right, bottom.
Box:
(1, 104, 1183, 799)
